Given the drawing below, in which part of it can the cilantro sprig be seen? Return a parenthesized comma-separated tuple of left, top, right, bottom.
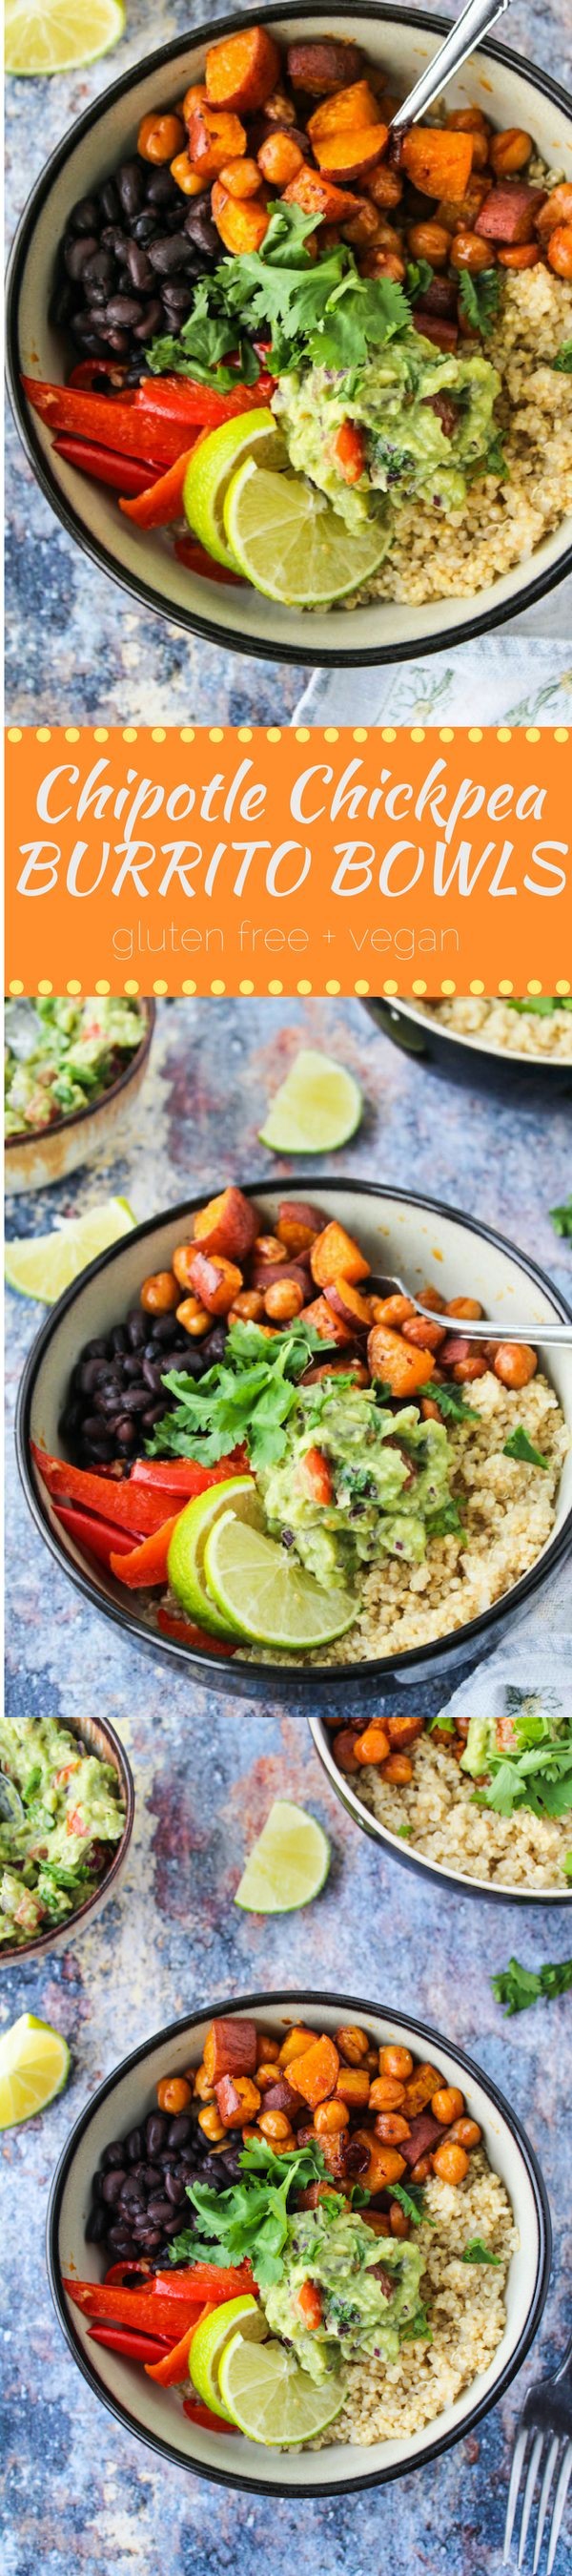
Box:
(170, 2134, 356, 2291)
(503, 1425, 549, 1470)
(491, 1955, 572, 2015)
(553, 340, 572, 373)
(423, 1382, 480, 1425)
(473, 1708, 572, 1823)
(458, 267, 501, 338)
(509, 995, 572, 1018)
(461, 2238, 501, 2266)
(550, 1195, 572, 1239)
(147, 1316, 328, 1474)
(148, 202, 414, 389)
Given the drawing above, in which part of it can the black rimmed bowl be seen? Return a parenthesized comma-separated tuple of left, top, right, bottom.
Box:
(364, 999, 572, 1102)
(7, 3, 572, 671)
(15, 1177, 572, 1701)
(310, 1714, 572, 1907)
(47, 1988, 552, 2494)
(5, 1002, 155, 1196)
(0, 1708, 134, 1964)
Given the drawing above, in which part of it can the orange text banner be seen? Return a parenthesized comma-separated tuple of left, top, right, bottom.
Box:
(6, 723, 571, 999)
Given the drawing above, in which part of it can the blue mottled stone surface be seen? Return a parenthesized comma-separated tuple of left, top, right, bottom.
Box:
(3, 997, 572, 2572)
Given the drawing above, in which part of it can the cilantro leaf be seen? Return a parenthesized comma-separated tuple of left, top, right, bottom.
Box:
(461, 2238, 501, 2266)
(426, 1498, 465, 1536)
(390, 2180, 430, 2227)
(503, 1425, 549, 1469)
(148, 205, 415, 393)
(485, 429, 508, 479)
(565, 1854, 572, 1881)
(405, 259, 434, 304)
(147, 1316, 329, 1474)
(427, 1712, 456, 1734)
(458, 267, 501, 338)
(474, 1710, 572, 1823)
(491, 1954, 572, 2014)
(550, 1195, 572, 1239)
(425, 1382, 480, 1424)
(553, 340, 572, 372)
(509, 995, 572, 1018)
(169, 2135, 341, 2291)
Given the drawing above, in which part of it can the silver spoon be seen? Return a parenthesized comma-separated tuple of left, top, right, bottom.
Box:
(391, 0, 513, 135)
(373, 1276, 572, 1346)
(0, 1773, 26, 1825)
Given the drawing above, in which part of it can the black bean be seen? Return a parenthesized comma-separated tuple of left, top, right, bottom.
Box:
(151, 1313, 178, 1347)
(101, 2140, 127, 2169)
(117, 159, 145, 218)
(141, 1357, 164, 1393)
(65, 235, 99, 279)
(167, 2114, 192, 2150)
(79, 1416, 113, 1446)
(126, 2125, 144, 2162)
(132, 211, 160, 244)
(161, 2211, 183, 2236)
(79, 1359, 109, 1396)
(141, 2164, 162, 2191)
(141, 1402, 168, 1431)
(84, 1338, 109, 1360)
(161, 284, 194, 321)
(145, 167, 178, 205)
(83, 248, 115, 292)
(94, 1382, 124, 1415)
(148, 234, 194, 277)
(85, 2204, 109, 2244)
(124, 240, 154, 291)
(51, 280, 74, 327)
(145, 2111, 169, 2155)
(127, 1309, 147, 1347)
(69, 196, 102, 236)
(165, 2172, 186, 2206)
(114, 1418, 136, 1451)
(147, 2196, 174, 2226)
(115, 1383, 153, 1416)
(137, 2226, 163, 2250)
(101, 2168, 126, 2205)
(103, 294, 144, 327)
(119, 2178, 145, 2208)
(107, 2223, 136, 2253)
(111, 1325, 128, 1356)
(99, 177, 121, 222)
(202, 1324, 227, 1364)
(133, 301, 165, 343)
(184, 201, 219, 260)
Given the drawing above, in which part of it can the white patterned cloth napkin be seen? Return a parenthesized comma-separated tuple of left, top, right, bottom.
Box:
(293, 605, 572, 730)
(438, 1555, 572, 1719)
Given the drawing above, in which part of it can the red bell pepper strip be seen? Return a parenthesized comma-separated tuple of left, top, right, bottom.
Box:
(63, 2279, 206, 2336)
(135, 374, 276, 426)
(52, 437, 163, 496)
(53, 1503, 142, 1567)
(131, 1449, 249, 1493)
(144, 2305, 215, 2385)
(105, 2261, 153, 2283)
(156, 1606, 236, 1655)
(109, 1512, 181, 1588)
(69, 361, 128, 390)
(22, 379, 196, 468)
(119, 445, 196, 529)
(32, 1447, 179, 1535)
(88, 2324, 174, 2363)
(174, 536, 245, 587)
(151, 2263, 255, 2302)
(183, 2397, 237, 2433)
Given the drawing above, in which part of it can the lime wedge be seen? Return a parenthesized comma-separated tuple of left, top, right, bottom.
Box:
(184, 410, 286, 571)
(0, 2013, 71, 2128)
(235, 1799, 331, 1913)
(218, 2329, 346, 2446)
(203, 1512, 356, 1653)
(260, 1049, 362, 1154)
(190, 2295, 267, 2419)
(5, 1195, 136, 1302)
(223, 459, 388, 607)
(5, 0, 125, 73)
(167, 1475, 262, 1642)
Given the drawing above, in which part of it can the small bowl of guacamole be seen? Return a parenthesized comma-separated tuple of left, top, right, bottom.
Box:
(0, 1710, 133, 1960)
(5, 997, 155, 1196)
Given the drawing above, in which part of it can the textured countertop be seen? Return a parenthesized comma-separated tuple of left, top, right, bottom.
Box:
(6, 0, 572, 727)
(3, 995, 572, 2576)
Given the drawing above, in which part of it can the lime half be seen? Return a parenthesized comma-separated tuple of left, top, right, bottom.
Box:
(184, 410, 286, 571)
(190, 2295, 267, 2420)
(5, 0, 125, 73)
(0, 2014, 71, 2129)
(5, 1196, 135, 1302)
(235, 1799, 331, 1913)
(218, 2329, 346, 2446)
(203, 1512, 355, 1653)
(167, 1475, 262, 1641)
(223, 459, 388, 607)
(260, 1049, 362, 1154)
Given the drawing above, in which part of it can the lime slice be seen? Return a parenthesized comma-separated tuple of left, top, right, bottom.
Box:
(5, 0, 125, 73)
(0, 2013, 71, 2128)
(5, 1195, 135, 1302)
(218, 2329, 346, 2446)
(235, 1799, 331, 1913)
(190, 2295, 267, 2419)
(167, 1475, 263, 1642)
(184, 410, 286, 571)
(260, 1049, 362, 1154)
(203, 1512, 356, 1653)
(223, 459, 388, 607)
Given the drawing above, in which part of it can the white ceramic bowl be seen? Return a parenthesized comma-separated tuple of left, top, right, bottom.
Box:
(47, 1989, 551, 2494)
(364, 999, 572, 1100)
(0, 1709, 134, 1963)
(16, 1178, 572, 1700)
(310, 1713, 572, 1908)
(7, 4, 572, 669)
(5, 1002, 155, 1196)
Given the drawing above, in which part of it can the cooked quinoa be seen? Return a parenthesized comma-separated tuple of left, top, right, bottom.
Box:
(365, 268, 572, 606)
(356, 1724, 572, 1890)
(315, 2154, 516, 2448)
(415, 994, 572, 1063)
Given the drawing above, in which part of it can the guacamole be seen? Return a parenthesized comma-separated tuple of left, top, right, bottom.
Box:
(273, 334, 500, 532)
(5, 995, 144, 1138)
(259, 1381, 455, 1591)
(0, 1714, 125, 1946)
(263, 2203, 426, 2383)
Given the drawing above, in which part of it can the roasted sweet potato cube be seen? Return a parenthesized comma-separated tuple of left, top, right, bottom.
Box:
(193, 1186, 259, 1263)
(251, 1256, 311, 1296)
(188, 107, 247, 178)
(400, 2110, 443, 2168)
(401, 127, 474, 199)
(367, 1324, 436, 1396)
(260, 2078, 305, 2120)
(301, 1294, 355, 1345)
(205, 27, 280, 115)
(203, 2015, 257, 2084)
(311, 1221, 370, 1289)
(211, 181, 270, 252)
(214, 2072, 261, 2128)
(187, 1250, 243, 1314)
(351, 2129, 406, 2191)
(277, 1199, 326, 1255)
(475, 180, 545, 243)
(286, 38, 365, 96)
(287, 2034, 340, 2107)
(307, 80, 382, 143)
(315, 123, 389, 184)
(402, 2062, 442, 2118)
(282, 166, 360, 225)
(325, 1278, 373, 1331)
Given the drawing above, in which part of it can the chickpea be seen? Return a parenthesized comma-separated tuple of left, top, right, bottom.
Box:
(140, 1270, 179, 1314)
(401, 1316, 448, 1352)
(264, 1278, 305, 1322)
(198, 2105, 226, 2140)
(342, 198, 382, 248)
(353, 1724, 390, 1765)
(229, 1289, 266, 1324)
(407, 220, 452, 267)
(194, 2065, 215, 2102)
(336, 2025, 371, 2066)
(219, 157, 263, 199)
(370, 1294, 415, 1326)
(253, 1235, 286, 1264)
(449, 2117, 482, 2149)
(176, 1296, 211, 1337)
(432, 2140, 469, 2185)
(332, 1729, 359, 1773)
(138, 111, 186, 162)
(411, 2154, 433, 2182)
(367, 163, 403, 209)
(547, 224, 572, 279)
(360, 249, 406, 282)
(389, 2201, 411, 2238)
(314, 2098, 349, 2136)
(182, 82, 208, 119)
(380, 1754, 414, 1784)
(450, 230, 495, 272)
(490, 127, 532, 177)
(171, 155, 206, 197)
(445, 1297, 483, 1320)
(369, 2076, 406, 2111)
(255, 2064, 282, 2092)
(379, 2045, 414, 2082)
(173, 1243, 195, 1291)
(374, 2111, 411, 2144)
(255, 2032, 280, 2067)
(431, 2086, 465, 2126)
(336, 2068, 371, 2108)
(419, 1286, 447, 1314)
(258, 2109, 296, 2145)
(452, 1356, 488, 1382)
(493, 1341, 538, 1388)
(446, 105, 490, 133)
(536, 183, 572, 239)
(156, 2075, 193, 2112)
(498, 244, 541, 269)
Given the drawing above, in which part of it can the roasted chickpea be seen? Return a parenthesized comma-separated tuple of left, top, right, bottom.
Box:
(449, 2118, 482, 2149)
(370, 1294, 415, 1327)
(431, 2086, 465, 2126)
(380, 1753, 414, 1784)
(342, 198, 384, 248)
(138, 111, 186, 162)
(407, 220, 452, 267)
(176, 1296, 211, 1337)
(450, 229, 495, 272)
(258, 2109, 296, 2146)
(256, 2062, 284, 2091)
(369, 2076, 406, 2111)
(498, 243, 541, 268)
(547, 224, 572, 279)
(182, 82, 208, 119)
(536, 183, 572, 238)
(170, 152, 206, 196)
(494, 1341, 538, 1388)
(194, 2065, 215, 2102)
(255, 2033, 280, 2067)
(336, 2067, 371, 2108)
(229, 1289, 266, 1323)
(360, 249, 406, 281)
(452, 1356, 488, 1382)
(332, 1729, 358, 1772)
(445, 104, 490, 133)
(264, 1278, 305, 1322)
(379, 2045, 414, 2081)
(411, 2155, 434, 2182)
(156, 2075, 194, 2112)
(445, 1297, 484, 1320)
(140, 1270, 179, 1314)
(253, 1235, 287, 1264)
(353, 1724, 390, 1765)
(374, 2111, 411, 2144)
(490, 127, 532, 176)
(366, 164, 403, 209)
(401, 1315, 448, 1352)
(198, 2105, 226, 2140)
(314, 2098, 349, 2136)
(172, 1242, 195, 1291)
(219, 156, 263, 198)
(389, 2201, 410, 2238)
(432, 2140, 469, 2185)
(336, 2025, 371, 2066)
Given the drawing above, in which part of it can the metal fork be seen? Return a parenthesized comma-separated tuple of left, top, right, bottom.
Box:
(503, 2331, 572, 2571)
(374, 1275, 572, 1347)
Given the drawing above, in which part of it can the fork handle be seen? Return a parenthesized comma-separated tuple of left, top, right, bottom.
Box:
(553, 2327, 572, 2383)
(412, 1307, 572, 1346)
(391, 0, 512, 129)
